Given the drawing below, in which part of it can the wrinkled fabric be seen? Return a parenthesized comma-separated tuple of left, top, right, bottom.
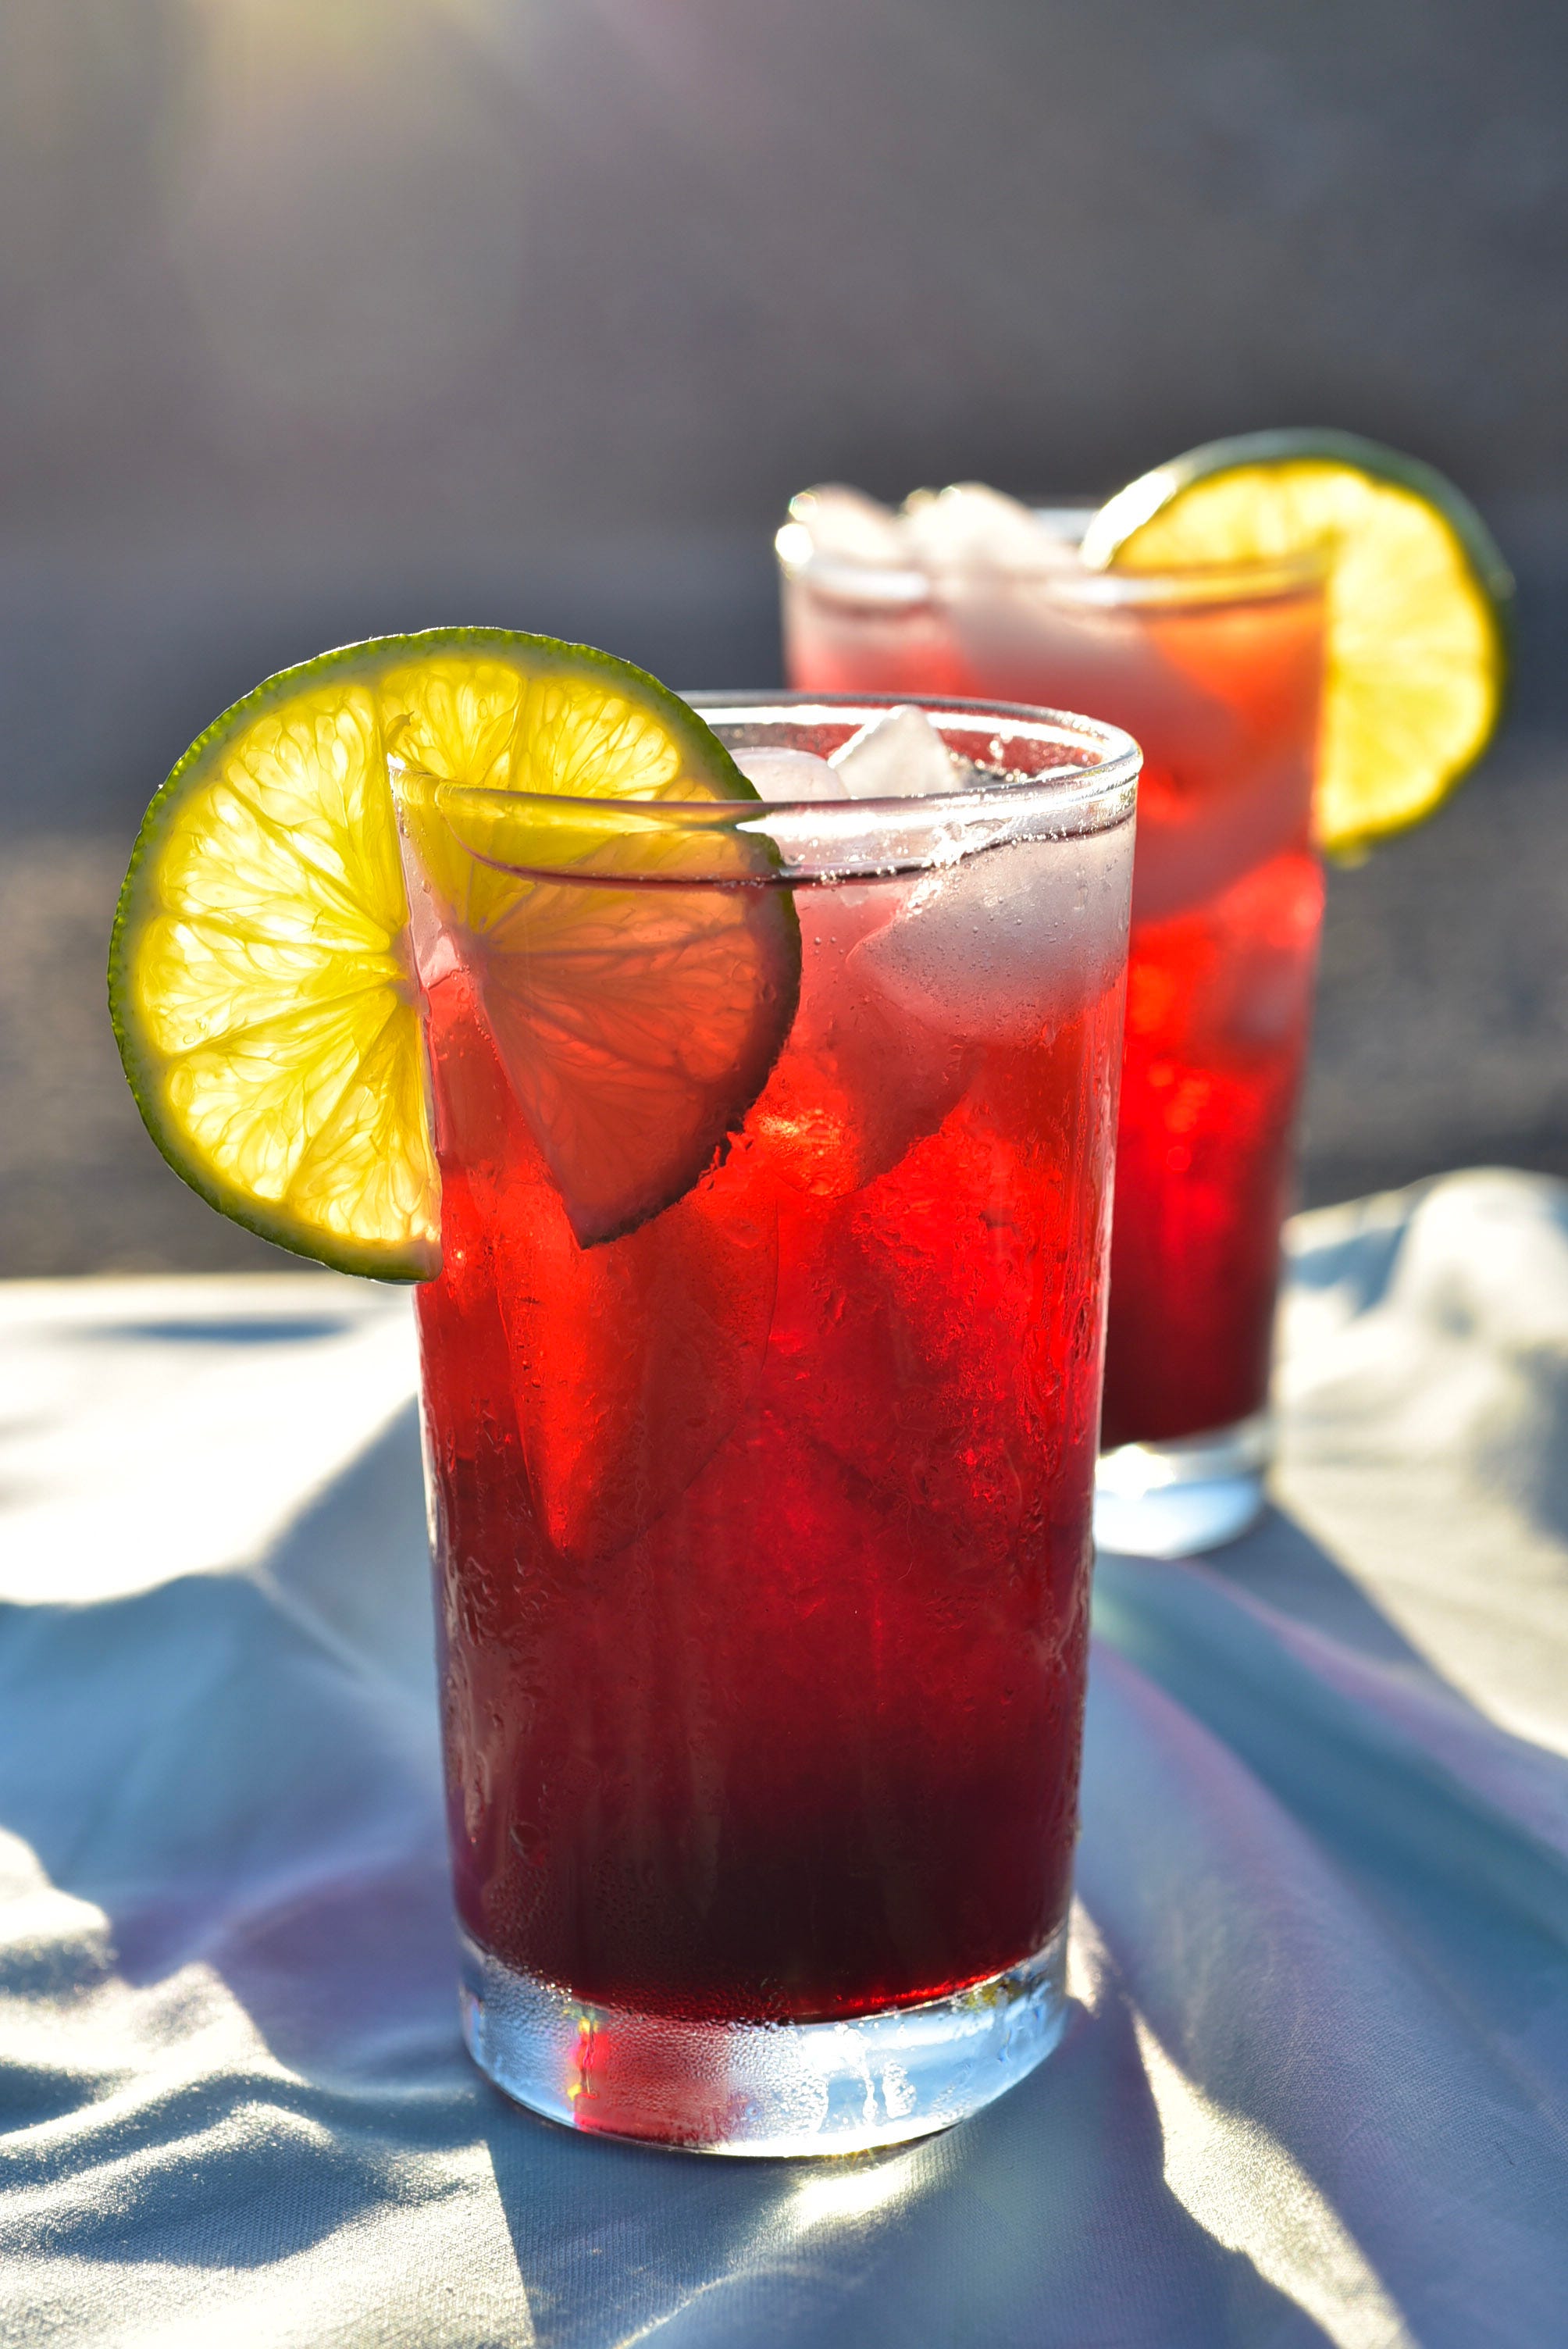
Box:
(2, 1168, 1566, 2347)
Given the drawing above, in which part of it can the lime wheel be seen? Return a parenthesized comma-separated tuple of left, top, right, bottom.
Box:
(1082, 428, 1512, 855)
(111, 630, 800, 1275)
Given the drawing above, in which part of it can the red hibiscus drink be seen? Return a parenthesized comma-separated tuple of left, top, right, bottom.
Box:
(780, 490, 1327, 1555)
(403, 695, 1137, 2153)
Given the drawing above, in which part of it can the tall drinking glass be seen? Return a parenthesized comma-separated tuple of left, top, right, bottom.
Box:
(399, 697, 1138, 2154)
(779, 512, 1329, 1555)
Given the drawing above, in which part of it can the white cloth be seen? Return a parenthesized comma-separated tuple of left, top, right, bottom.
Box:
(2, 1168, 1566, 2347)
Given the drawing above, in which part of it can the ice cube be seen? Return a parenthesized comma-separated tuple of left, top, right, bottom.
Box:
(750, 875, 973, 1197)
(857, 822, 1133, 1046)
(829, 704, 959, 800)
(900, 483, 1066, 576)
(731, 745, 850, 803)
(732, 745, 899, 971)
(781, 483, 909, 568)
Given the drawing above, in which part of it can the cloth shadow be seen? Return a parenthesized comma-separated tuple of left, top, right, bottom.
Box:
(1186, 1504, 1448, 1673)
(0, 1395, 459, 2085)
(0, 1562, 486, 2278)
(1089, 1501, 1568, 2347)
(1095, 1505, 1568, 1991)
(86, 1314, 362, 1349)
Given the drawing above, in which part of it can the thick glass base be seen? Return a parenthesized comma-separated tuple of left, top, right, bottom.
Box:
(1094, 1412, 1270, 1559)
(458, 1921, 1069, 2156)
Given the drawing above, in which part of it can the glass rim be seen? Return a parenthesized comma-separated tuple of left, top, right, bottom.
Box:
(412, 693, 1140, 892)
(775, 513, 1330, 611)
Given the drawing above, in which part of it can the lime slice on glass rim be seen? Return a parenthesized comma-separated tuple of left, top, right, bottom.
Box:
(110, 629, 800, 1278)
(1080, 427, 1513, 857)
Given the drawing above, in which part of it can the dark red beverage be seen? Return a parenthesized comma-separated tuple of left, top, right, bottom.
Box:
(1101, 846, 1324, 1445)
(404, 699, 1137, 2148)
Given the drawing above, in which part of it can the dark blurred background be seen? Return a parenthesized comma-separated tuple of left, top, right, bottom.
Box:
(3, 0, 1566, 1273)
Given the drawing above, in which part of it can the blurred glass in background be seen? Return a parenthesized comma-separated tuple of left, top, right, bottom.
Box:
(2, 0, 1566, 1271)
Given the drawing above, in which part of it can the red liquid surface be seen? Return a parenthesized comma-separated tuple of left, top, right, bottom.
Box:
(415, 894, 1123, 2025)
(786, 567, 1327, 1442)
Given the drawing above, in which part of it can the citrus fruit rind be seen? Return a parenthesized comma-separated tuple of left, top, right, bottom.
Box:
(1081, 428, 1512, 856)
(110, 629, 798, 1279)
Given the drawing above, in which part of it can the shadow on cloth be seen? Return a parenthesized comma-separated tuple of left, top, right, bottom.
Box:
(1086, 1510, 1568, 2349)
(84, 1314, 364, 1349)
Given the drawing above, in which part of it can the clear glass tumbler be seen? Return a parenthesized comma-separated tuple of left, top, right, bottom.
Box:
(780, 509, 1329, 1556)
(399, 695, 1138, 2154)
